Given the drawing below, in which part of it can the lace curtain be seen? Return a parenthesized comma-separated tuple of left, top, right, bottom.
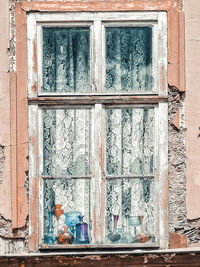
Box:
(106, 108, 154, 176)
(106, 178, 156, 243)
(105, 108, 156, 244)
(43, 108, 90, 177)
(43, 28, 90, 93)
(43, 108, 91, 238)
(105, 27, 152, 92)
(43, 27, 152, 93)
(43, 179, 90, 237)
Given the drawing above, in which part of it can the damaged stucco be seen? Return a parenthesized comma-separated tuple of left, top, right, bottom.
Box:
(0, 0, 29, 254)
(0, 214, 29, 254)
(168, 86, 200, 246)
(9, 0, 16, 72)
(179, 0, 183, 11)
(0, 145, 5, 184)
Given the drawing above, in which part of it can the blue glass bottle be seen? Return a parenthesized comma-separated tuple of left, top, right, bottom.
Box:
(75, 215, 90, 244)
(44, 211, 57, 245)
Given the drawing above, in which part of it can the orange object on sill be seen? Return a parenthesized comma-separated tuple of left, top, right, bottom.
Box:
(55, 204, 64, 220)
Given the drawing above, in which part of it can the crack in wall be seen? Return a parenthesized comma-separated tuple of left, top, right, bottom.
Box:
(0, 146, 5, 184)
(9, 0, 16, 72)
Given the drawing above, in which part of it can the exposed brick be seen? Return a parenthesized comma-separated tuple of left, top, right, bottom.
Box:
(170, 233, 188, 249)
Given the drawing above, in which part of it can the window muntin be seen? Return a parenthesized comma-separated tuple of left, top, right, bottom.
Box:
(34, 14, 164, 96)
(41, 105, 157, 246)
(42, 107, 92, 245)
(27, 11, 167, 249)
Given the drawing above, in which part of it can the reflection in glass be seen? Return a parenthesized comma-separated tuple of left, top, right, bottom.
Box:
(105, 27, 152, 92)
(106, 178, 156, 244)
(43, 27, 90, 93)
(43, 108, 91, 177)
(75, 215, 90, 244)
(106, 108, 154, 176)
(43, 179, 90, 245)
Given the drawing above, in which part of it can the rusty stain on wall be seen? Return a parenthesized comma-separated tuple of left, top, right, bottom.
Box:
(170, 232, 188, 248)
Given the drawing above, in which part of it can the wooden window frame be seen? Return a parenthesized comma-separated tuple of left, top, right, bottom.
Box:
(14, 0, 184, 252)
(28, 12, 167, 98)
(27, 11, 168, 250)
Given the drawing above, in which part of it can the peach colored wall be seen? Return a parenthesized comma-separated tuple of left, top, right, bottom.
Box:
(0, 0, 11, 220)
(185, 0, 200, 219)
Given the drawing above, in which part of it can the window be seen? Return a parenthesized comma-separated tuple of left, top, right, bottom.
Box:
(27, 11, 167, 249)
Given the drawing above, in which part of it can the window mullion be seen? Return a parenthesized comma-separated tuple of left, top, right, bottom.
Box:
(91, 103, 105, 244)
(93, 20, 102, 92)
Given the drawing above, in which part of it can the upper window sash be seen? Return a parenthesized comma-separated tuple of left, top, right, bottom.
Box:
(27, 12, 167, 98)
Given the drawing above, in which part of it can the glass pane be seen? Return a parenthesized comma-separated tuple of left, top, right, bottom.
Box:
(43, 178, 91, 245)
(106, 108, 154, 176)
(43, 28, 91, 93)
(43, 108, 91, 176)
(106, 178, 156, 244)
(105, 27, 152, 92)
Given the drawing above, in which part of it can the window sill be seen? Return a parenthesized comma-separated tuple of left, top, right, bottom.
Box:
(39, 243, 159, 252)
(2, 247, 200, 257)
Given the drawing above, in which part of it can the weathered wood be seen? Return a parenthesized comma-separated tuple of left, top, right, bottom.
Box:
(91, 104, 104, 244)
(1, 252, 200, 267)
(106, 175, 154, 179)
(27, 10, 168, 250)
(42, 176, 92, 180)
(158, 12, 168, 96)
(39, 242, 159, 249)
(28, 105, 39, 251)
(28, 96, 168, 105)
(158, 103, 168, 249)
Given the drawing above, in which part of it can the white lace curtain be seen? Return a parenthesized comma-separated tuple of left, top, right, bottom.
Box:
(105, 27, 152, 92)
(43, 28, 90, 93)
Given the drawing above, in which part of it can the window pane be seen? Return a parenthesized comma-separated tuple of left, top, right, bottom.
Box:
(43, 28, 91, 93)
(43, 108, 91, 176)
(106, 178, 156, 244)
(106, 108, 154, 176)
(105, 27, 152, 92)
(43, 178, 91, 245)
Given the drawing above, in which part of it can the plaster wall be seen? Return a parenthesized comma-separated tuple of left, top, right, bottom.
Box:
(0, 0, 11, 220)
(185, 0, 200, 220)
